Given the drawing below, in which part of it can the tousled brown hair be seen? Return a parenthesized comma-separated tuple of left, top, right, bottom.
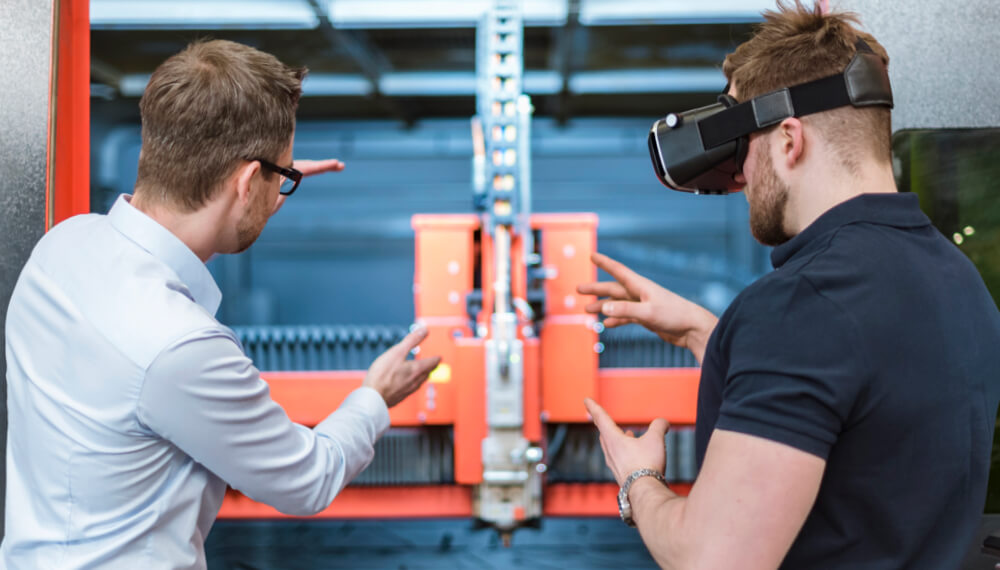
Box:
(136, 39, 306, 211)
(723, 1, 891, 172)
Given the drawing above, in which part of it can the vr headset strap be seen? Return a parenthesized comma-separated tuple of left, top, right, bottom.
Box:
(699, 40, 886, 150)
(699, 74, 853, 149)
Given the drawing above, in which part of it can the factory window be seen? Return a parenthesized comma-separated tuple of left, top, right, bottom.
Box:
(892, 128, 1000, 513)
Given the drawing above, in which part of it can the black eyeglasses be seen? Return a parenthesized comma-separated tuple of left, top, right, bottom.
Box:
(255, 158, 303, 196)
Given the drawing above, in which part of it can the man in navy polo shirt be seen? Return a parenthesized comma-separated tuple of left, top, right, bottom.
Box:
(578, 3, 1000, 568)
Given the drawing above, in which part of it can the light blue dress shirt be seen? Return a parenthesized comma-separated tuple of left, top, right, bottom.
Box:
(2, 195, 390, 569)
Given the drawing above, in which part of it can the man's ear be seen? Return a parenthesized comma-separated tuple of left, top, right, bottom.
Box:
(233, 160, 260, 206)
(777, 117, 805, 170)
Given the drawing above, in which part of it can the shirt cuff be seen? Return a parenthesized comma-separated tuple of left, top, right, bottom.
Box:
(341, 386, 391, 438)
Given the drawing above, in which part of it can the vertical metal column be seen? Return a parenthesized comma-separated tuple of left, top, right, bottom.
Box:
(472, 0, 543, 543)
(0, 0, 59, 541)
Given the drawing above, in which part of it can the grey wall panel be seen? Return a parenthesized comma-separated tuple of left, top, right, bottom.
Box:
(0, 0, 56, 541)
(832, 0, 1000, 131)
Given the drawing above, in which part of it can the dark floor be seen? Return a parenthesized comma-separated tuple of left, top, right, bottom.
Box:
(206, 517, 658, 570)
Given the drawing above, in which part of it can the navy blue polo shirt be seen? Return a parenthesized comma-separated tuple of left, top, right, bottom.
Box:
(697, 192, 1000, 568)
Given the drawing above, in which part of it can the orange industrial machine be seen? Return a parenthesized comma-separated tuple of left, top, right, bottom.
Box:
(218, 0, 700, 542)
(217, 214, 699, 529)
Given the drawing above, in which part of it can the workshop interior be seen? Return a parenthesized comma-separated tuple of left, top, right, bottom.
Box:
(2, 0, 999, 568)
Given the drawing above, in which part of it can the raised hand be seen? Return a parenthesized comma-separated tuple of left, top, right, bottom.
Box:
(577, 252, 718, 364)
(362, 325, 442, 408)
(294, 158, 345, 177)
(271, 158, 347, 215)
(584, 398, 668, 486)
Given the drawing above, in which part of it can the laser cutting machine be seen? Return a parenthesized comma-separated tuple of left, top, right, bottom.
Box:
(217, 1, 700, 542)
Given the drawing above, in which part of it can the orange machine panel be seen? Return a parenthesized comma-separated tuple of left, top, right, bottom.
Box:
(533, 213, 598, 316)
(218, 486, 473, 519)
(544, 482, 692, 517)
(262, 370, 454, 427)
(385, 321, 465, 425)
(260, 367, 699, 430)
(540, 315, 598, 422)
(598, 367, 700, 425)
(412, 215, 478, 318)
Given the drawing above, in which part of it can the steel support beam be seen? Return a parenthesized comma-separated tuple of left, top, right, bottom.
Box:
(304, 0, 414, 125)
(550, 0, 582, 124)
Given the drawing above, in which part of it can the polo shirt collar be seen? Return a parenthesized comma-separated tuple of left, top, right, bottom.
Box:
(107, 194, 223, 316)
(771, 192, 931, 269)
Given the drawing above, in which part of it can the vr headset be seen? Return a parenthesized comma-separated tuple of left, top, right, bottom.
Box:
(648, 40, 894, 194)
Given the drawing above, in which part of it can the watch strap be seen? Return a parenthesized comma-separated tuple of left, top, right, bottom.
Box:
(618, 468, 667, 527)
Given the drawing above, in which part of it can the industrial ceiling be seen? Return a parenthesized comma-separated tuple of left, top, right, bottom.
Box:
(89, 0, 771, 122)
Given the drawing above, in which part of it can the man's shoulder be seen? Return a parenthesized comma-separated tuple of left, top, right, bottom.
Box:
(45, 210, 105, 234)
(28, 212, 113, 268)
(725, 268, 816, 317)
(717, 265, 854, 349)
(20, 213, 228, 369)
(100, 269, 228, 369)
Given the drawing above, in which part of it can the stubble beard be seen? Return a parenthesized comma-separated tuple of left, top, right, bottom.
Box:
(747, 148, 792, 247)
(234, 190, 271, 253)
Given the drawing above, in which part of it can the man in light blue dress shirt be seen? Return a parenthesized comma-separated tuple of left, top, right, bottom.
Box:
(1, 40, 440, 569)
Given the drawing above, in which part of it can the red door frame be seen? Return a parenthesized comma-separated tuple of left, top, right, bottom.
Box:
(50, 0, 91, 228)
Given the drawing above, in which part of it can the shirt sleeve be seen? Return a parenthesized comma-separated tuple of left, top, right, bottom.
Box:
(136, 327, 390, 516)
(713, 275, 868, 460)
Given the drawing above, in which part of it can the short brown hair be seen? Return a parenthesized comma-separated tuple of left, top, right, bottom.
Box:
(723, 1, 891, 172)
(136, 39, 306, 211)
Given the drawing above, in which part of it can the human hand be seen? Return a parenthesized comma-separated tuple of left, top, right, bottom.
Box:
(271, 158, 347, 215)
(363, 325, 442, 408)
(584, 398, 668, 486)
(294, 158, 346, 177)
(576, 252, 718, 364)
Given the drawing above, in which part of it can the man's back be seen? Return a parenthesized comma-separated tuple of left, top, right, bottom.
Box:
(4, 197, 394, 570)
(3, 209, 227, 568)
(699, 193, 1000, 567)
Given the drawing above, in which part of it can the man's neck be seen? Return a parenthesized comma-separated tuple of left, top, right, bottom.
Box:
(787, 160, 898, 236)
(129, 192, 227, 263)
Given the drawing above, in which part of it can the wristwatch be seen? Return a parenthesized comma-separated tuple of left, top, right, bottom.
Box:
(618, 468, 668, 527)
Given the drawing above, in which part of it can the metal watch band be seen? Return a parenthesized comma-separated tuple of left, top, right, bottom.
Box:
(618, 468, 667, 527)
